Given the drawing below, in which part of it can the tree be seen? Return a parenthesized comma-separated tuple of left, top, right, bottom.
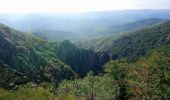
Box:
(104, 60, 128, 100)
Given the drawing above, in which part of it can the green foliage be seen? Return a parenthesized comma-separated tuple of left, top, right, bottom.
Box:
(0, 22, 109, 91)
(57, 71, 117, 100)
(0, 87, 54, 100)
(55, 40, 109, 76)
(56, 46, 170, 100)
(0, 63, 28, 90)
(77, 19, 165, 51)
(109, 21, 170, 61)
(82, 21, 170, 62)
(125, 46, 170, 99)
(104, 60, 129, 100)
(1, 18, 170, 100)
(0, 23, 75, 84)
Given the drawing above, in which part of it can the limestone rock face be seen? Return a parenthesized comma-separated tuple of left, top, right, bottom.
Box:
(97, 51, 110, 67)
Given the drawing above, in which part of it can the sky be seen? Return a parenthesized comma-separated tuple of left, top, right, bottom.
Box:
(0, 0, 170, 13)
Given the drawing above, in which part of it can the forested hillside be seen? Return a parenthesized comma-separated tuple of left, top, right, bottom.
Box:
(0, 23, 77, 83)
(76, 19, 165, 50)
(0, 19, 170, 100)
(109, 21, 170, 61)
(81, 21, 170, 61)
(57, 46, 170, 100)
(0, 23, 109, 85)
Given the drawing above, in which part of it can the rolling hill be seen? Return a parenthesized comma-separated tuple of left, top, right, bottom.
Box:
(33, 29, 83, 41)
(0, 13, 170, 99)
(90, 21, 170, 61)
(0, 23, 75, 83)
(0, 23, 110, 89)
(32, 18, 165, 41)
(1, 10, 170, 40)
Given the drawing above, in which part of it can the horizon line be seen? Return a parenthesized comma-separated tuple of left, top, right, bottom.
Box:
(0, 9, 170, 14)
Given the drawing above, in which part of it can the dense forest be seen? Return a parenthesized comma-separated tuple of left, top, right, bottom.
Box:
(0, 12, 170, 99)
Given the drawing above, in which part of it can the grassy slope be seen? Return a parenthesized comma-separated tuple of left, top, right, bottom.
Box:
(0, 87, 55, 100)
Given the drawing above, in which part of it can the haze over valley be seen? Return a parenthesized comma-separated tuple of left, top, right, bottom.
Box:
(0, 0, 170, 100)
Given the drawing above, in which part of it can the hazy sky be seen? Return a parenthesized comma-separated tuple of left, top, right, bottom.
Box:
(0, 0, 170, 13)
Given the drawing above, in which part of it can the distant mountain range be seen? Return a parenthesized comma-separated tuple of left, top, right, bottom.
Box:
(0, 10, 170, 40)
